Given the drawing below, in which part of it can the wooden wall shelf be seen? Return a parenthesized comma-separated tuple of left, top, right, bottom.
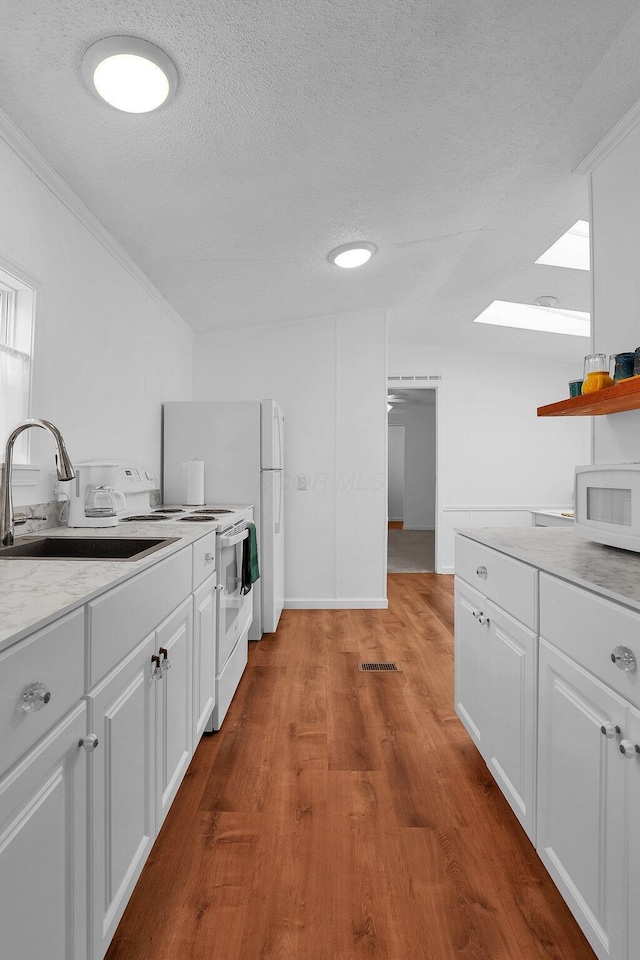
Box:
(538, 377, 640, 417)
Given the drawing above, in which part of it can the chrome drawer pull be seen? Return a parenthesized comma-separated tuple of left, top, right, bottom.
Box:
(476, 565, 488, 580)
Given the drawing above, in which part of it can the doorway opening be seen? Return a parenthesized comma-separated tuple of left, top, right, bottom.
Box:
(387, 387, 437, 573)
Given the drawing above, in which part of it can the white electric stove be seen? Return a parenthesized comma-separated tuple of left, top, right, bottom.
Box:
(99, 462, 254, 731)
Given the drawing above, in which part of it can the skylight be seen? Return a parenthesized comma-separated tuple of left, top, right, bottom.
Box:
(473, 300, 590, 337)
(535, 220, 590, 271)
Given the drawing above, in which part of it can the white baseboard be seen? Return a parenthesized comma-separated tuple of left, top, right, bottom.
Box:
(402, 525, 435, 531)
(440, 565, 455, 574)
(284, 598, 389, 609)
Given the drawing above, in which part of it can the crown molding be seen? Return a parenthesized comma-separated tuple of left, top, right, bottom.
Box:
(0, 106, 195, 340)
(574, 96, 640, 175)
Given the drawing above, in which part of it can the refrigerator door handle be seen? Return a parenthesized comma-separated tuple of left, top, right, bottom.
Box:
(275, 410, 283, 471)
(275, 469, 283, 534)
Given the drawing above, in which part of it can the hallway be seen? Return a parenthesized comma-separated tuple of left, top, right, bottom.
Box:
(106, 575, 595, 960)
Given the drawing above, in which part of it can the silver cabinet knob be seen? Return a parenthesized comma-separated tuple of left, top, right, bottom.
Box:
(472, 609, 482, 619)
(611, 646, 637, 672)
(22, 682, 51, 712)
(478, 614, 490, 625)
(619, 739, 640, 758)
(79, 734, 99, 752)
(204, 552, 214, 564)
(476, 565, 488, 580)
(216, 583, 224, 592)
(159, 646, 171, 672)
(601, 722, 621, 739)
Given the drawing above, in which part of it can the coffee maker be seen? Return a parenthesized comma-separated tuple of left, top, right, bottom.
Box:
(64, 461, 127, 528)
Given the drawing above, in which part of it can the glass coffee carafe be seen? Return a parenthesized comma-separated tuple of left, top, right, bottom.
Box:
(84, 485, 126, 518)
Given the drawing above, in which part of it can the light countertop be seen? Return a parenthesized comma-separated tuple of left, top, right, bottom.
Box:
(0, 518, 219, 652)
(457, 526, 640, 613)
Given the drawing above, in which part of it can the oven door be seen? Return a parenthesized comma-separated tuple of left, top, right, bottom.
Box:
(215, 523, 253, 670)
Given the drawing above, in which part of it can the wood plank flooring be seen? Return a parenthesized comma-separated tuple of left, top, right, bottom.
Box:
(105, 574, 596, 960)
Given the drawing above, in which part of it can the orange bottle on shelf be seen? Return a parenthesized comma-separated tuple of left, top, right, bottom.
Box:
(582, 354, 614, 394)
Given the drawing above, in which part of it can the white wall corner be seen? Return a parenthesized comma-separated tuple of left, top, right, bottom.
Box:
(574, 96, 640, 175)
(0, 105, 194, 342)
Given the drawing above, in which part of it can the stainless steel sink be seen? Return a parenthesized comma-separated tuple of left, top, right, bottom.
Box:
(0, 536, 181, 561)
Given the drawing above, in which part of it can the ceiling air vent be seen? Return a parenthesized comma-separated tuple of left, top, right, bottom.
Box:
(388, 375, 442, 382)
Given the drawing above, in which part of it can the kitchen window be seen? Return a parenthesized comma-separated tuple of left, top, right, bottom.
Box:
(0, 265, 35, 462)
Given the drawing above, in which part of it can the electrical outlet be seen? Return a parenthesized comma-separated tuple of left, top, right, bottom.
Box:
(297, 475, 307, 491)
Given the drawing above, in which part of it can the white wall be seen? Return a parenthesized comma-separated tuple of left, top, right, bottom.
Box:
(387, 423, 405, 520)
(388, 345, 591, 572)
(403, 400, 436, 530)
(0, 125, 193, 505)
(192, 310, 388, 607)
(591, 119, 640, 463)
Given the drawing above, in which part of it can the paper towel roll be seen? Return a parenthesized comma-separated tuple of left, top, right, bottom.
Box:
(182, 459, 205, 505)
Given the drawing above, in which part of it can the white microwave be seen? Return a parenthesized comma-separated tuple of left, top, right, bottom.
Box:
(575, 463, 640, 551)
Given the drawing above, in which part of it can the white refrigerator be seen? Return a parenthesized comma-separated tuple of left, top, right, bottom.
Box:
(163, 400, 285, 639)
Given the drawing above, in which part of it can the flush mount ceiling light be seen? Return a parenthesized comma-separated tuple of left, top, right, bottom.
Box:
(82, 37, 178, 113)
(473, 299, 590, 337)
(328, 242, 376, 269)
(535, 220, 590, 271)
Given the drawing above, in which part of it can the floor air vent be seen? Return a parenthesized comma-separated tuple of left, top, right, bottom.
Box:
(359, 662, 401, 672)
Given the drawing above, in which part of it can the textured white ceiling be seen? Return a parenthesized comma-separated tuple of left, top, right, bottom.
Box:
(1, 0, 640, 361)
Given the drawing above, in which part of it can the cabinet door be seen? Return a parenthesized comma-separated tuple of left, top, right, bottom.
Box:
(454, 577, 488, 751)
(155, 598, 193, 828)
(193, 573, 217, 742)
(537, 639, 626, 960)
(88, 632, 157, 960)
(485, 601, 537, 840)
(624, 705, 640, 960)
(0, 703, 87, 960)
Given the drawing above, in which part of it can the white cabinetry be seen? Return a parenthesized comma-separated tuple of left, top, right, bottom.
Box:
(155, 598, 193, 828)
(0, 703, 88, 960)
(455, 534, 640, 960)
(454, 536, 537, 840)
(537, 639, 625, 960)
(485, 601, 537, 838)
(192, 572, 217, 741)
(0, 522, 244, 960)
(454, 578, 487, 750)
(87, 633, 157, 960)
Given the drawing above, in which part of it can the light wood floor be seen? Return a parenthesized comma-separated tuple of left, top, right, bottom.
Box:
(106, 574, 595, 960)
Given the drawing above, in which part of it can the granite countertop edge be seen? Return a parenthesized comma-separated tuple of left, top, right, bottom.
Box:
(0, 520, 220, 652)
(456, 526, 640, 614)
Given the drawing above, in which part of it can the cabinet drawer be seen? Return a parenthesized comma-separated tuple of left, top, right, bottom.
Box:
(0, 609, 85, 774)
(455, 535, 537, 630)
(540, 573, 640, 709)
(88, 548, 191, 686)
(192, 531, 217, 590)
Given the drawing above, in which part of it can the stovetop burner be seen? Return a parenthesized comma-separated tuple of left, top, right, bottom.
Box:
(180, 516, 216, 523)
(154, 508, 185, 514)
(121, 514, 169, 522)
(198, 508, 234, 514)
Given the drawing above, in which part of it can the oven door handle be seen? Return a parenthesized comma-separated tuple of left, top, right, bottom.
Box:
(219, 529, 249, 548)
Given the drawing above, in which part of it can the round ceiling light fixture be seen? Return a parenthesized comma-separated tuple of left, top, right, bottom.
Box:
(82, 37, 178, 113)
(535, 295, 558, 308)
(328, 242, 377, 269)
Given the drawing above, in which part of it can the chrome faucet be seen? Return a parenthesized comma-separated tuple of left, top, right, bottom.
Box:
(1, 419, 75, 546)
